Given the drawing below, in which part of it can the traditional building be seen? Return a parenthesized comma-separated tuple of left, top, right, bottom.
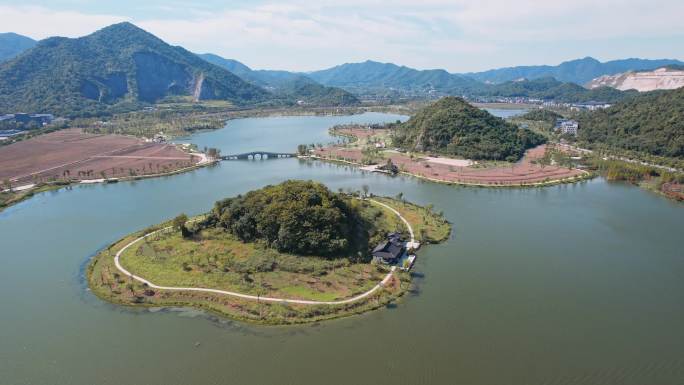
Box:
(372, 232, 406, 264)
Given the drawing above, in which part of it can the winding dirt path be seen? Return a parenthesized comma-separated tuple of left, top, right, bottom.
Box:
(113, 199, 413, 305)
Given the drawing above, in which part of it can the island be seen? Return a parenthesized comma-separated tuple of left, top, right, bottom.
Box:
(87, 180, 450, 324)
(308, 97, 590, 187)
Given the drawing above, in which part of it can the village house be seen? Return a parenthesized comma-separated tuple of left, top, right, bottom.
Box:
(372, 232, 406, 264)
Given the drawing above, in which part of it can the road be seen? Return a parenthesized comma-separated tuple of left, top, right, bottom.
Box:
(112, 198, 413, 305)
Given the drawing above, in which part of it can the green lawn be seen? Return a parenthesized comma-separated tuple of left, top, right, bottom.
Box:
(118, 198, 416, 302)
(372, 196, 451, 243)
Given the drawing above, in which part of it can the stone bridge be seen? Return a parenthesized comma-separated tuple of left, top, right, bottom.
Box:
(221, 151, 296, 160)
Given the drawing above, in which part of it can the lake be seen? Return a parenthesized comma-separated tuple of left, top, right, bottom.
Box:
(1, 111, 683, 385)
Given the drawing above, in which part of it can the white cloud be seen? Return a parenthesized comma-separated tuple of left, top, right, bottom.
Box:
(1, 1, 682, 72)
(0, 5, 126, 39)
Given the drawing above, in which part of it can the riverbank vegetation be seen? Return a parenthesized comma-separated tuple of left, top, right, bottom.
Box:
(87, 180, 451, 324)
(584, 156, 684, 201)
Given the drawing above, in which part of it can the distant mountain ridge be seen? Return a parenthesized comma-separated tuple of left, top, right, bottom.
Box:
(478, 77, 635, 103)
(0, 23, 268, 116)
(1, 23, 681, 113)
(308, 60, 481, 93)
(0, 33, 36, 62)
(199, 53, 359, 106)
(465, 57, 684, 85)
(305, 58, 672, 102)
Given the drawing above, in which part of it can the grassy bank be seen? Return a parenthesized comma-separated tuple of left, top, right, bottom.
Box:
(87, 197, 450, 324)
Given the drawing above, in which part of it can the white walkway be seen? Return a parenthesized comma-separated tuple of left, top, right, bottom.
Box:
(112, 198, 413, 305)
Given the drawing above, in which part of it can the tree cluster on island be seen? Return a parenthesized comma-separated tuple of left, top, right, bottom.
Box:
(178, 180, 389, 259)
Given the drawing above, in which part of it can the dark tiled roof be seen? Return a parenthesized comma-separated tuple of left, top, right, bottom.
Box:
(372, 235, 405, 261)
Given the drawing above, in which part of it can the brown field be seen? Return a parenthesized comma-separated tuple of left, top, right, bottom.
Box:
(315, 144, 585, 186)
(0, 129, 201, 184)
(333, 127, 389, 140)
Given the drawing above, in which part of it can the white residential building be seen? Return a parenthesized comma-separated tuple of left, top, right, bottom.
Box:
(555, 119, 579, 136)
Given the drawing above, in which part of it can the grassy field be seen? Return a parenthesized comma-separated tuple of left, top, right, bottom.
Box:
(372, 196, 451, 243)
(87, 197, 450, 324)
(119, 227, 385, 302)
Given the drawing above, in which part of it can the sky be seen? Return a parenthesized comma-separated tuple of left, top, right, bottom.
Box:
(0, 0, 682, 72)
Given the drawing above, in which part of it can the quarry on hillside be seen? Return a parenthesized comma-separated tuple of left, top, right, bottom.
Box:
(587, 67, 684, 92)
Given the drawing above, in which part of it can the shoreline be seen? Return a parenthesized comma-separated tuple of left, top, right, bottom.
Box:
(305, 155, 594, 188)
(1, 153, 218, 213)
(86, 197, 448, 325)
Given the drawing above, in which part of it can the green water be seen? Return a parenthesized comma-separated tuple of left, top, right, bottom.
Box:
(1, 112, 683, 385)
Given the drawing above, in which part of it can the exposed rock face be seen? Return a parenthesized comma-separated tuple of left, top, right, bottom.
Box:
(0, 22, 268, 116)
(134, 52, 192, 102)
(81, 73, 128, 102)
(587, 68, 684, 92)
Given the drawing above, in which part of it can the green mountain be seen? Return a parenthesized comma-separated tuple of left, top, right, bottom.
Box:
(578, 87, 684, 158)
(0, 33, 36, 62)
(308, 60, 481, 94)
(306, 60, 640, 103)
(466, 57, 684, 85)
(0, 23, 269, 116)
(199, 54, 359, 106)
(479, 77, 635, 103)
(392, 97, 546, 161)
(277, 76, 360, 106)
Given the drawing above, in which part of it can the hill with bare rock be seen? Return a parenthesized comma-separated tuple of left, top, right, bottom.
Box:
(586, 67, 684, 92)
(0, 23, 269, 117)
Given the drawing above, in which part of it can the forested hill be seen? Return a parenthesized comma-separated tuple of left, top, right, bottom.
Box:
(392, 97, 546, 161)
(578, 87, 684, 159)
(0, 23, 269, 117)
(477, 77, 636, 103)
(0, 33, 36, 62)
(199, 54, 359, 106)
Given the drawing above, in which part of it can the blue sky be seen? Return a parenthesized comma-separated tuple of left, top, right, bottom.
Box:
(1, 0, 682, 72)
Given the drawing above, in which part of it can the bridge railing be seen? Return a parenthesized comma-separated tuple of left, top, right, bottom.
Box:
(221, 152, 297, 160)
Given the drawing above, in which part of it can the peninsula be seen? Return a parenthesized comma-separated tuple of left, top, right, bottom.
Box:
(310, 97, 589, 187)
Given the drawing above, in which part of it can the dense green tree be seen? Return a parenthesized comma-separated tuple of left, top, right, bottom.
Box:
(172, 213, 190, 238)
(392, 97, 546, 161)
(208, 180, 358, 256)
(518, 109, 564, 128)
(297, 144, 308, 155)
(578, 87, 684, 158)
